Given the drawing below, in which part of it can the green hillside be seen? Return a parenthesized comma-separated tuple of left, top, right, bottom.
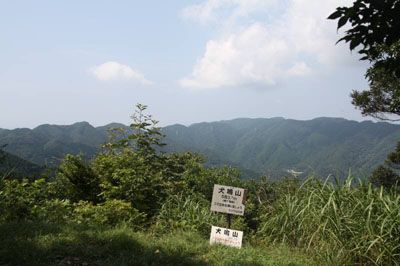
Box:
(0, 122, 121, 167)
(1, 117, 399, 179)
(0, 149, 44, 179)
(162, 117, 400, 178)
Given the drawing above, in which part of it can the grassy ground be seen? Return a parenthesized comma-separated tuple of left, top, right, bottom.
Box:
(0, 222, 316, 266)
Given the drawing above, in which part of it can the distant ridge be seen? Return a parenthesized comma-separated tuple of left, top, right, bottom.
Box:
(1, 117, 399, 179)
(161, 117, 400, 178)
(0, 122, 126, 166)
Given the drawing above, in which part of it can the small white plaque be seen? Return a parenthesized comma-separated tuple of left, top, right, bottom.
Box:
(210, 226, 243, 248)
(210, 184, 246, 215)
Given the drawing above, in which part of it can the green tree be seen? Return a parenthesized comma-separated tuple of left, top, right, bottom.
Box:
(94, 104, 199, 216)
(328, 0, 400, 61)
(328, 0, 400, 120)
(55, 154, 101, 203)
(103, 103, 165, 157)
(370, 165, 399, 190)
(370, 142, 400, 191)
(351, 41, 400, 120)
(329, 0, 400, 188)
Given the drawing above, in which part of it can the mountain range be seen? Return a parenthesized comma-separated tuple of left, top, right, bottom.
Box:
(1, 117, 399, 179)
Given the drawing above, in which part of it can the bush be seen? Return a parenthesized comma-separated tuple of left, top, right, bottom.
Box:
(72, 199, 146, 228)
(93, 151, 168, 217)
(55, 154, 101, 203)
(0, 178, 49, 221)
(31, 199, 73, 224)
(370, 165, 400, 192)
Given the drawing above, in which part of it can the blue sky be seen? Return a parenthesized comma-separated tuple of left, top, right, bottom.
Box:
(0, 0, 371, 129)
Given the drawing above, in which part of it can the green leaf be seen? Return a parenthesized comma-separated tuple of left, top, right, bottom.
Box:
(350, 39, 360, 50)
(336, 36, 350, 44)
(327, 10, 342, 20)
(337, 16, 348, 29)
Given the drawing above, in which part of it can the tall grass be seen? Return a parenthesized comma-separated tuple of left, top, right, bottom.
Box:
(154, 193, 223, 236)
(259, 176, 400, 265)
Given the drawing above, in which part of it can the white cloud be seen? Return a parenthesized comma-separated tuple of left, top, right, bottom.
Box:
(180, 24, 291, 89)
(89, 61, 153, 85)
(180, 0, 356, 90)
(287, 62, 312, 77)
(182, 0, 278, 24)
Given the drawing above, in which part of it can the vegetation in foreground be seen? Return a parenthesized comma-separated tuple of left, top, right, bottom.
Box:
(0, 222, 315, 266)
(1, 104, 399, 266)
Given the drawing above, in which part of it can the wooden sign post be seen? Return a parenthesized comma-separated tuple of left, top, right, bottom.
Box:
(209, 184, 247, 248)
(210, 184, 246, 216)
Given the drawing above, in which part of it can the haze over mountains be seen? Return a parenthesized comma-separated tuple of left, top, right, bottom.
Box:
(1, 117, 399, 179)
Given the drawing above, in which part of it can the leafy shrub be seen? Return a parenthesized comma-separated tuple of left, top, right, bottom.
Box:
(31, 199, 73, 224)
(55, 154, 101, 203)
(370, 165, 400, 192)
(72, 199, 146, 228)
(93, 150, 167, 217)
(0, 178, 49, 221)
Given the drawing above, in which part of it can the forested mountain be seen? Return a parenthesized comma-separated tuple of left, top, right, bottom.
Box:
(0, 149, 44, 179)
(1, 117, 399, 179)
(162, 118, 400, 178)
(0, 122, 123, 166)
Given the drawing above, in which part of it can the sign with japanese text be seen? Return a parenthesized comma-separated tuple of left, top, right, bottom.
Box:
(210, 184, 246, 215)
(209, 226, 243, 248)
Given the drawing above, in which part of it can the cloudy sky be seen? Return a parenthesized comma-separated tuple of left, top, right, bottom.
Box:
(0, 0, 371, 129)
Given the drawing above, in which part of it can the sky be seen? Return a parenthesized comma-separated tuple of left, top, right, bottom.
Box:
(0, 0, 373, 129)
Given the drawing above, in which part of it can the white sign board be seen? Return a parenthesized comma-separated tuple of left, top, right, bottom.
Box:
(210, 226, 243, 248)
(210, 184, 246, 215)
